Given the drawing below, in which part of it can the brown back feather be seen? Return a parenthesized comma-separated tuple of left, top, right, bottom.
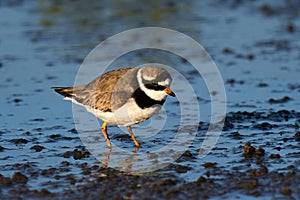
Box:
(53, 68, 139, 112)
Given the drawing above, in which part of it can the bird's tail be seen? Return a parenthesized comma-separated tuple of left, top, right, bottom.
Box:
(52, 87, 75, 98)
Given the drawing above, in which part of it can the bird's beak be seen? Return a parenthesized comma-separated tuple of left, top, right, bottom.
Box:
(164, 87, 176, 97)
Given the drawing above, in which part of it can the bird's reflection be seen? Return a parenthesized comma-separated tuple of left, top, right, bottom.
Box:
(101, 147, 111, 168)
(101, 145, 140, 168)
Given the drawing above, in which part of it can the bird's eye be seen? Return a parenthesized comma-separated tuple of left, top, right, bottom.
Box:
(144, 82, 165, 91)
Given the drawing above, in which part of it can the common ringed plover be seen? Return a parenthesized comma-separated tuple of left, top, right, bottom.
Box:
(53, 66, 175, 148)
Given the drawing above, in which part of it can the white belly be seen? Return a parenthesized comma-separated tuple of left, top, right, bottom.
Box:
(86, 98, 162, 126)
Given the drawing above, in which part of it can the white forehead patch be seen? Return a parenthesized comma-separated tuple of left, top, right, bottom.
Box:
(158, 78, 170, 86)
(143, 75, 155, 81)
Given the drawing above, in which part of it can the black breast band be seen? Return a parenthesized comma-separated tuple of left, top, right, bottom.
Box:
(132, 88, 165, 109)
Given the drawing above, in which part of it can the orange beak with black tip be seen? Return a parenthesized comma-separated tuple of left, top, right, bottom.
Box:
(164, 87, 176, 97)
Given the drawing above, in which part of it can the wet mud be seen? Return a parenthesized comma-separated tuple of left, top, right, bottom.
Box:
(1, 109, 299, 199)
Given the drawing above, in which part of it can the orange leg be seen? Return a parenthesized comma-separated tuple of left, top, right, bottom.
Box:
(101, 122, 112, 148)
(127, 126, 140, 147)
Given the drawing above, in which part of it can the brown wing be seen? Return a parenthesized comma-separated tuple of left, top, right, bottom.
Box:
(53, 68, 139, 112)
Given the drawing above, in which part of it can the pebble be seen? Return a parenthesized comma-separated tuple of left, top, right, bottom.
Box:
(30, 145, 44, 152)
(269, 154, 280, 159)
(204, 162, 217, 168)
(11, 138, 28, 145)
(295, 131, 300, 141)
(286, 23, 295, 33)
(244, 142, 256, 155)
(12, 172, 28, 184)
(280, 188, 292, 196)
(268, 96, 291, 104)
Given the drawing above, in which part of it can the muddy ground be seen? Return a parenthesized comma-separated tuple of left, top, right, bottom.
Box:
(1, 110, 300, 199)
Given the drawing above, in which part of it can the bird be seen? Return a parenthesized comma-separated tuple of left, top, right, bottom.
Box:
(53, 66, 175, 149)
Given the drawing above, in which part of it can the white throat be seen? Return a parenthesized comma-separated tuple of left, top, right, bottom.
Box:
(137, 69, 168, 101)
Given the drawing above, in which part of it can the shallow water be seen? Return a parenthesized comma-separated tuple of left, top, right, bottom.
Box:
(1, 0, 300, 199)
